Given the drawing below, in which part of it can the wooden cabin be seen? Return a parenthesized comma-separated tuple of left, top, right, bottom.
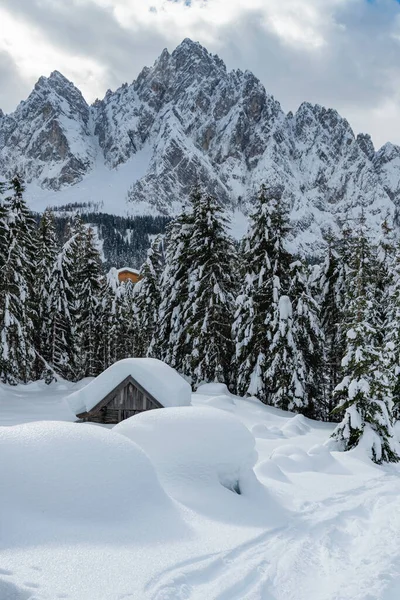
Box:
(76, 375, 163, 424)
(117, 267, 141, 285)
(67, 358, 192, 425)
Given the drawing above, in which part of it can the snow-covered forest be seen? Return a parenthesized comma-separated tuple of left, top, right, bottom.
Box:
(1, 176, 400, 464)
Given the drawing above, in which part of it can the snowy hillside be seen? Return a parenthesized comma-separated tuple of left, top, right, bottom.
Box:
(1, 381, 400, 599)
(1, 38, 400, 253)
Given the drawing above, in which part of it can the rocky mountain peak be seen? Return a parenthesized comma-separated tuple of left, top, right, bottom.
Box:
(30, 71, 89, 122)
(356, 133, 375, 160)
(376, 142, 400, 163)
(0, 68, 93, 190)
(135, 37, 227, 104)
(1, 38, 400, 255)
(171, 37, 226, 72)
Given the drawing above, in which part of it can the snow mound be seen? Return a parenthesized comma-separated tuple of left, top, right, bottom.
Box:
(270, 445, 314, 472)
(114, 407, 257, 496)
(203, 394, 235, 412)
(0, 421, 170, 522)
(0, 580, 32, 600)
(308, 443, 351, 474)
(281, 414, 312, 437)
(256, 459, 290, 482)
(196, 382, 232, 396)
(252, 423, 285, 439)
(66, 358, 191, 415)
(270, 443, 348, 474)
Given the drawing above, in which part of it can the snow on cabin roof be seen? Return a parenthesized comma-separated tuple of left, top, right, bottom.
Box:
(117, 267, 140, 275)
(67, 358, 192, 416)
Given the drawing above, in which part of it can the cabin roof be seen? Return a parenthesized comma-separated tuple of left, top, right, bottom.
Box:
(67, 358, 192, 416)
(117, 267, 140, 275)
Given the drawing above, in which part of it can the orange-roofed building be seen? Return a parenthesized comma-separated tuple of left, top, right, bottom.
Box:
(117, 267, 142, 285)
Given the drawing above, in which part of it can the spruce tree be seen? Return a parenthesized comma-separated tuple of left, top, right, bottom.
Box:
(317, 225, 357, 418)
(62, 215, 87, 379)
(288, 259, 324, 417)
(384, 239, 400, 421)
(233, 184, 292, 403)
(264, 295, 306, 411)
(0, 177, 36, 384)
(34, 209, 59, 381)
(152, 208, 194, 372)
(0, 180, 8, 257)
(330, 217, 399, 463)
(0, 184, 10, 380)
(97, 267, 125, 371)
(134, 237, 163, 358)
(76, 226, 102, 378)
(375, 217, 396, 345)
(119, 278, 138, 360)
(49, 244, 75, 380)
(183, 190, 237, 388)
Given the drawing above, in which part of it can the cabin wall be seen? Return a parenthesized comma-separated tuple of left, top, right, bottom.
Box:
(86, 381, 160, 424)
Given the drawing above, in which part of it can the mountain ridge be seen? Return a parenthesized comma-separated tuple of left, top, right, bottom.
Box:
(1, 37, 400, 254)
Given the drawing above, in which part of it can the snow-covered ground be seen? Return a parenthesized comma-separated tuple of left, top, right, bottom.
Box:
(1, 380, 400, 600)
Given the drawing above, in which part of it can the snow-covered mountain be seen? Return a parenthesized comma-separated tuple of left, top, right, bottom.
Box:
(1, 38, 400, 253)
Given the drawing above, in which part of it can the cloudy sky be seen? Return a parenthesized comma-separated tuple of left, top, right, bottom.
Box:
(0, 0, 400, 148)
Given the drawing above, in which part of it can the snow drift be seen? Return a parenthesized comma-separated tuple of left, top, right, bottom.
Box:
(0, 421, 173, 523)
(114, 406, 257, 495)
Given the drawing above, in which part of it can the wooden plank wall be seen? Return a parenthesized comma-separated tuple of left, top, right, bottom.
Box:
(86, 382, 160, 424)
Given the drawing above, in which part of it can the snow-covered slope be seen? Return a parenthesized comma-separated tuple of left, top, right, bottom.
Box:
(1, 38, 400, 253)
(1, 381, 400, 599)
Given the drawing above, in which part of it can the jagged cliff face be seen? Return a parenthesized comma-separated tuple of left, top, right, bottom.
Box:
(0, 38, 399, 253)
(0, 71, 95, 190)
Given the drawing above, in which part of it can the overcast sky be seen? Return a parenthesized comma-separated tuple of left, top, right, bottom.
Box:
(0, 0, 400, 148)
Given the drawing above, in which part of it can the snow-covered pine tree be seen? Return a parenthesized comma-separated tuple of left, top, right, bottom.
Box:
(48, 242, 75, 380)
(384, 238, 400, 421)
(97, 267, 125, 371)
(0, 177, 36, 384)
(76, 226, 102, 378)
(182, 190, 237, 388)
(0, 180, 9, 285)
(233, 184, 292, 403)
(317, 233, 343, 417)
(59, 215, 87, 379)
(288, 259, 324, 417)
(317, 222, 358, 419)
(264, 294, 307, 411)
(117, 277, 138, 360)
(151, 207, 194, 372)
(133, 237, 163, 358)
(330, 216, 399, 464)
(34, 209, 59, 382)
(0, 183, 9, 379)
(375, 217, 396, 346)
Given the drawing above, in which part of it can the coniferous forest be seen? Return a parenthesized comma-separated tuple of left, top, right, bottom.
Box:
(1, 176, 399, 463)
(35, 208, 170, 269)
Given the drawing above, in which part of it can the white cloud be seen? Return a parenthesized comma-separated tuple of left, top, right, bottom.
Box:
(0, 0, 400, 148)
(0, 7, 108, 101)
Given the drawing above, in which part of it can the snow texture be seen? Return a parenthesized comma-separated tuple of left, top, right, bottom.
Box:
(66, 357, 192, 415)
